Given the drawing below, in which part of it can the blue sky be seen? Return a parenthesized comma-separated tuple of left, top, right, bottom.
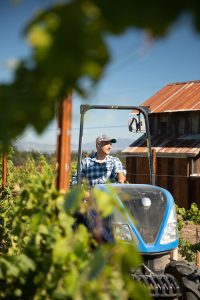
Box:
(1, 1, 200, 149)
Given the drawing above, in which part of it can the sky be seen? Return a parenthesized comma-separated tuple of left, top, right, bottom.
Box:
(1, 0, 200, 151)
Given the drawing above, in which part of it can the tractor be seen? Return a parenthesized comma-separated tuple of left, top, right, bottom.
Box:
(76, 104, 200, 299)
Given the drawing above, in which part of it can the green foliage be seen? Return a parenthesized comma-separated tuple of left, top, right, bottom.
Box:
(0, 152, 55, 255)
(12, 148, 55, 168)
(178, 239, 200, 262)
(184, 203, 200, 224)
(0, 154, 150, 299)
(177, 203, 200, 225)
(0, 149, 55, 196)
(1, 0, 200, 142)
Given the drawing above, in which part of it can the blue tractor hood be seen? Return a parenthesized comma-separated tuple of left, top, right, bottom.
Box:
(94, 184, 179, 254)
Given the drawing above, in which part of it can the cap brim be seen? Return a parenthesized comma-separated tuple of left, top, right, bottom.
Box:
(97, 138, 117, 143)
(110, 139, 116, 143)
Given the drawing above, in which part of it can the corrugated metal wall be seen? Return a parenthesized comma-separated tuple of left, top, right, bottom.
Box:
(126, 156, 200, 209)
(126, 157, 150, 184)
(157, 157, 189, 208)
(150, 111, 200, 136)
(189, 177, 200, 208)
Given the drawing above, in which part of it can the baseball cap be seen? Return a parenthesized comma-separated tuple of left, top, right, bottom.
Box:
(96, 134, 117, 144)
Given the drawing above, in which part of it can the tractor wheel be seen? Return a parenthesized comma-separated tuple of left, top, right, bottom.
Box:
(165, 260, 200, 300)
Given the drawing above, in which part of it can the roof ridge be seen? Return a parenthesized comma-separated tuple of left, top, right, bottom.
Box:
(168, 80, 200, 86)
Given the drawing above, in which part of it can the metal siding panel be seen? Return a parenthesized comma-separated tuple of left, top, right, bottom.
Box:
(174, 158, 188, 176)
(157, 158, 168, 189)
(126, 157, 132, 182)
(125, 157, 198, 209)
(173, 177, 189, 209)
(189, 177, 200, 208)
(156, 158, 189, 208)
(127, 157, 150, 184)
(193, 156, 200, 174)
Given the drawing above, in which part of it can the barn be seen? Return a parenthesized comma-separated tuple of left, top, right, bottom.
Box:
(123, 80, 200, 208)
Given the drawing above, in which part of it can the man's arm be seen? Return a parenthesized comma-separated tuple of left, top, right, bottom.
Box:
(113, 157, 126, 183)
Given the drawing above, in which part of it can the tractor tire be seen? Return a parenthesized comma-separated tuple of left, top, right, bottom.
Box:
(165, 260, 200, 300)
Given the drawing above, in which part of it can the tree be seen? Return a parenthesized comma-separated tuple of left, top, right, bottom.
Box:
(0, 0, 200, 142)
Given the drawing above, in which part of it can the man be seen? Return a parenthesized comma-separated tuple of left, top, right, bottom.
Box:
(72, 134, 126, 243)
(71, 134, 126, 187)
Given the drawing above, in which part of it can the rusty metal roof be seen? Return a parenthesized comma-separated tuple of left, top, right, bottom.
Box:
(141, 81, 200, 113)
(122, 134, 200, 158)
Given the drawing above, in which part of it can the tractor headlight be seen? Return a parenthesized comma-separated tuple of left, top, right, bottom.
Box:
(113, 223, 132, 242)
(160, 204, 178, 244)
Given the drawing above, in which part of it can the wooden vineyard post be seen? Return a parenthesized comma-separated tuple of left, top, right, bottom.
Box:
(196, 251, 200, 267)
(152, 148, 156, 185)
(56, 95, 72, 192)
(196, 227, 200, 267)
(170, 248, 179, 261)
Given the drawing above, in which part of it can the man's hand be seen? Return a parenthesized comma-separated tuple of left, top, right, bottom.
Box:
(83, 190, 90, 198)
(82, 189, 90, 203)
(117, 172, 126, 183)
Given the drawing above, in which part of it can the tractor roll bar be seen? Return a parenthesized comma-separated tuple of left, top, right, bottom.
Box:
(77, 105, 155, 186)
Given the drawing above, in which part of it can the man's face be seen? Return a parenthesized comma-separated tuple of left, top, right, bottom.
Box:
(97, 141, 112, 155)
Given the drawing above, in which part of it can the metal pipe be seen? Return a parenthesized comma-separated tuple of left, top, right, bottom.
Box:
(77, 105, 154, 186)
(77, 107, 87, 185)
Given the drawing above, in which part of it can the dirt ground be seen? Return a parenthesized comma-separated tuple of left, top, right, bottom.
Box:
(181, 222, 200, 244)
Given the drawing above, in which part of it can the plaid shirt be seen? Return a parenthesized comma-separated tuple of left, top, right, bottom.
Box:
(71, 153, 126, 187)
